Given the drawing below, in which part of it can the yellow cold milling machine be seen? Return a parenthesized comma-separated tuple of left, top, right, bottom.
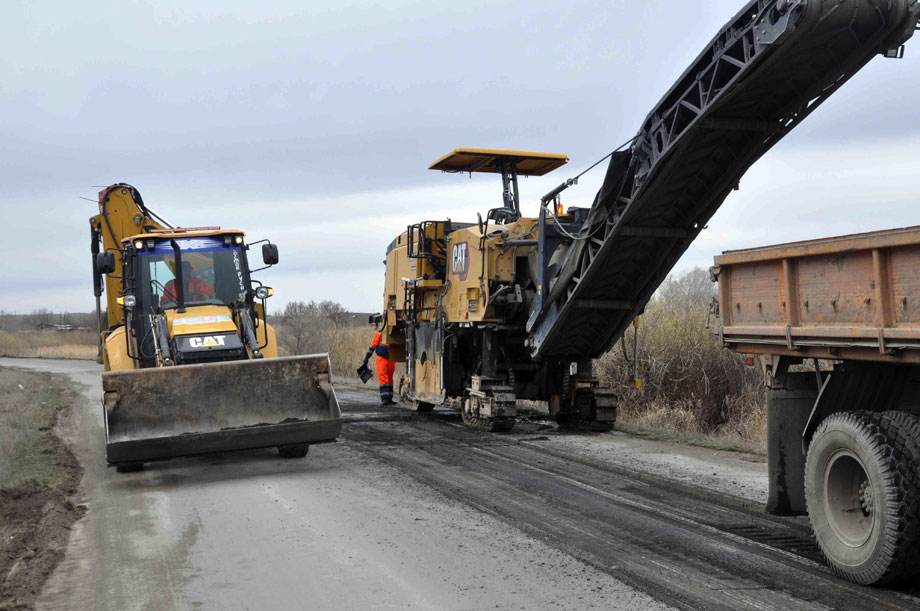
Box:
(380, 1, 920, 434)
(90, 183, 341, 471)
(381, 149, 617, 432)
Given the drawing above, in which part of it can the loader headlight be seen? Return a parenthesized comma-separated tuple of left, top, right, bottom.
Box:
(235, 235, 244, 244)
(117, 295, 137, 308)
(134, 240, 144, 250)
(255, 287, 273, 300)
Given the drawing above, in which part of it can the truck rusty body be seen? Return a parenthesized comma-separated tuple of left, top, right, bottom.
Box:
(711, 226, 920, 585)
(712, 225, 920, 364)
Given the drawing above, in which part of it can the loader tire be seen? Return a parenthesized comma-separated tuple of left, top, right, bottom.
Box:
(116, 462, 144, 473)
(804, 410, 920, 585)
(277, 444, 309, 459)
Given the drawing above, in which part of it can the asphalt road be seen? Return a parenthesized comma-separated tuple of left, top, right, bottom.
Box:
(5, 357, 920, 610)
(2, 358, 666, 611)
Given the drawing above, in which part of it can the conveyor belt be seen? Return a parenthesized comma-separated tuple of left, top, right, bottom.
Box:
(528, 0, 920, 359)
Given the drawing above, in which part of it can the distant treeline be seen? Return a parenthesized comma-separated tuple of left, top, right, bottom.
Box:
(0, 310, 98, 333)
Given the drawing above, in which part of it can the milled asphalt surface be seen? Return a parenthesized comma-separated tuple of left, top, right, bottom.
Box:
(1, 358, 669, 611)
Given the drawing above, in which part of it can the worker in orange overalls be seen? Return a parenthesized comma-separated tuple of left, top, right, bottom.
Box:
(364, 327, 396, 406)
(162, 261, 214, 305)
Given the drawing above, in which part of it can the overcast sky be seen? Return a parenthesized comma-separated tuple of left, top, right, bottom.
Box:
(3, 0, 920, 314)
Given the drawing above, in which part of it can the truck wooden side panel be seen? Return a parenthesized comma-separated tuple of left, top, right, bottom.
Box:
(712, 226, 920, 364)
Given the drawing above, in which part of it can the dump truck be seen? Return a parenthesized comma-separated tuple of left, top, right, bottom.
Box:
(711, 226, 920, 585)
(90, 183, 341, 471)
(378, 0, 920, 433)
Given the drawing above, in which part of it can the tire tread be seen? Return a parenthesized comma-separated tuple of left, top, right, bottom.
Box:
(806, 410, 920, 585)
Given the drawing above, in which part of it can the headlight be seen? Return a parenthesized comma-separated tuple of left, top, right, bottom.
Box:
(235, 235, 244, 245)
(134, 240, 144, 249)
(255, 287, 273, 299)
(117, 295, 137, 308)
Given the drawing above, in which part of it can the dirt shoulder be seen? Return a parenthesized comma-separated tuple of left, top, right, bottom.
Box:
(0, 368, 84, 610)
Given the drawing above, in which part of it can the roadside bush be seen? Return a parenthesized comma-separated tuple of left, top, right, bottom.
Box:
(272, 300, 372, 380)
(596, 268, 765, 448)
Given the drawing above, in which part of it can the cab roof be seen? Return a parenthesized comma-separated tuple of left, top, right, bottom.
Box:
(120, 228, 244, 244)
(429, 147, 569, 177)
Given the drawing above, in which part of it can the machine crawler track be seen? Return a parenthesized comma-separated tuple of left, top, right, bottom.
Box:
(461, 412, 516, 433)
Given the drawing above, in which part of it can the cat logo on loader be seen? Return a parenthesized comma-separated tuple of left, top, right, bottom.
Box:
(190, 336, 227, 348)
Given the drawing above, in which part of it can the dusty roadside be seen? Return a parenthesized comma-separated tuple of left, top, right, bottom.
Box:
(0, 368, 84, 610)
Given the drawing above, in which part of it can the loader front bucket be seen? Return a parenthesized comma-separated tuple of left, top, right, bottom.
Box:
(101, 354, 342, 466)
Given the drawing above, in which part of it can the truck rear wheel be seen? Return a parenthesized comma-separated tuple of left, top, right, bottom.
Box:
(804, 411, 920, 585)
(277, 444, 309, 459)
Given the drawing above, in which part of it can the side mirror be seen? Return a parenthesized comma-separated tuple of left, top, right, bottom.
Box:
(96, 252, 116, 274)
(262, 243, 279, 266)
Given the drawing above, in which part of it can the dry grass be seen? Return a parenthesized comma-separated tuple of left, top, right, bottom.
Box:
(0, 367, 83, 610)
(0, 368, 74, 488)
(596, 268, 766, 452)
(0, 330, 97, 360)
(323, 326, 375, 379)
(273, 320, 373, 380)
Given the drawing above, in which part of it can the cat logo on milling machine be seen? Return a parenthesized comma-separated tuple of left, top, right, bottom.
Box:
(452, 242, 470, 281)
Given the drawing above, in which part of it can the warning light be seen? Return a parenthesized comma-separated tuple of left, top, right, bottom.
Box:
(745, 356, 755, 367)
(554, 201, 564, 216)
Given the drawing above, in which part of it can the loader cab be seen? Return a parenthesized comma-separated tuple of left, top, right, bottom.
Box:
(119, 230, 258, 366)
(133, 233, 251, 311)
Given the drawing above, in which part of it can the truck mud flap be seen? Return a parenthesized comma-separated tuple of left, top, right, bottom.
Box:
(102, 355, 342, 465)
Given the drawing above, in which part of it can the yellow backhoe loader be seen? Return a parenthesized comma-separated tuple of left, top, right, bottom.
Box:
(90, 183, 341, 472)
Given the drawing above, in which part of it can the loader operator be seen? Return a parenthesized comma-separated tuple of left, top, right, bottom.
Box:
(364, 328, 396, 406)
(162, 261, 214, 305)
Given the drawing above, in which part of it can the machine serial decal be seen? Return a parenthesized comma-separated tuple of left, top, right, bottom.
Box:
(452, 242, 469, 281)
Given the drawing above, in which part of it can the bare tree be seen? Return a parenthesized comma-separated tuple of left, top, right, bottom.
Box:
(657, 267, 716, 309)
(31, 308, 54, 329)
(275, 299, 351, 355)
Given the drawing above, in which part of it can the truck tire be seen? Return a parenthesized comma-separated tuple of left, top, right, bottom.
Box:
(804, 410, 920, 585)
(277, 444, 309, 459)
